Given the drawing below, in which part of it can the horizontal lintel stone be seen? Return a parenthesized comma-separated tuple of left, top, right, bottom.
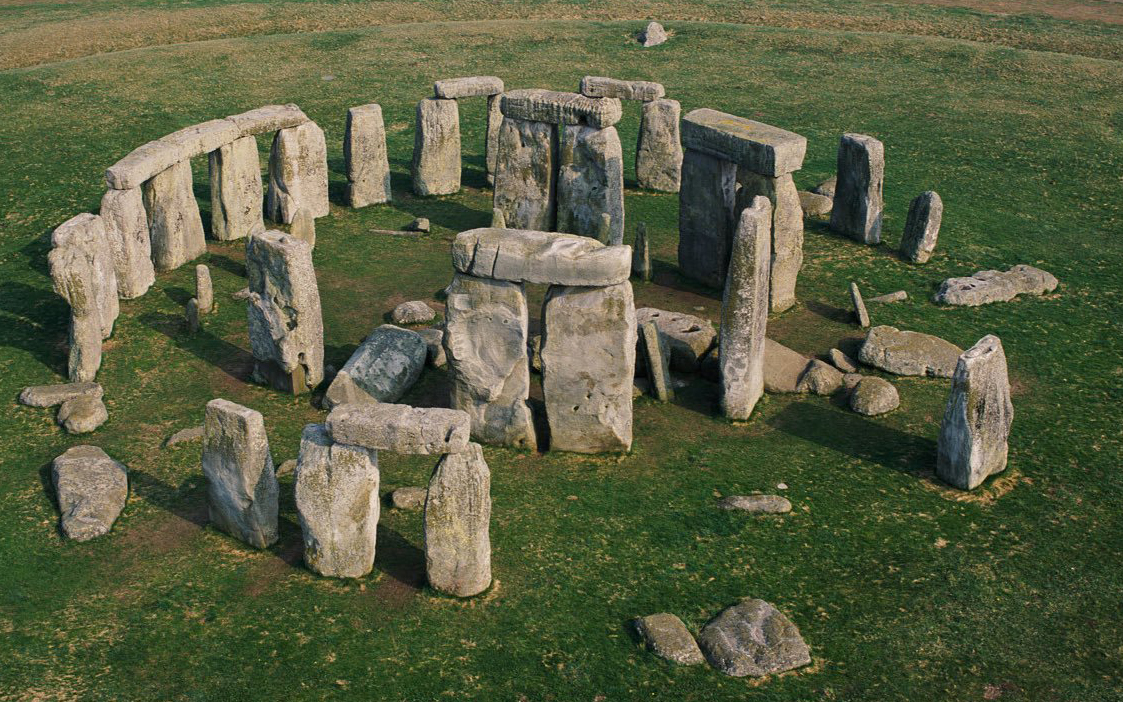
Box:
(682, 108, 806, 176)
(326, 403, 470, 455)
(452, 227, 632, 286)
(434, 76, 505, 99)
(500, 89, 622, 128)
(579, 76, 665, 102)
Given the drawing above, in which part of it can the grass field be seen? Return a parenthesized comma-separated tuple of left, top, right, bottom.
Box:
(0, 4, 1121, 701)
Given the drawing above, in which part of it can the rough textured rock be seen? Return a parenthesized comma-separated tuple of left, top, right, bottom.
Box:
(900, 191, 942, 263)
(698, 599, 811, 677)
(185, 298, 200, 333)
(678, 149, 737, 288)
(859, 325, 963, 378)
(798, 190, 833, 218)
(639, 321, 674, 402)
(391, 300, 436, 325)
(418, 327, 447, 367)
(266, 121, 330, 224)
(100, 188, 154, 299)
(412, 98, 461, 196)
(635, 308, 716, 373)
(737, 171, 803, 312)
(424, 442, 492, 597)
(295, 424, 380, 578)
(528, 334, 543, 373)
(830, 133, 884, 245)
(870, 290, 907, 303)
(202, 399, 278, 548)
(485, 94, 503, 185)
(490, 207, 506, 228)
(682, 109, 806, 177)
(557, 124, 625, 245)
(105, 119, 242, 190)
(796, 359, 843, 396)
(164, 425, 204, 447)
(716, 495, 792, 513)
(828, 348, 858, 373)
(289, 208, 315, 248)
(20, 382, 102, 408)
(246, 231, 324, 393)
(195, 264, 214, 314)
(58, 395, 108, 434)
(639, 21, 668, 47)
(493, 117, 557, 230)
(453, 227, 631, 286)
(813, 176, 836, 198)
(636, 99, 682, 192)
(500, 89, 622, 128)
(391, 486, 427, 510)
(52, 445, 128, 541)
(434, 76, 504, 99)
(849, 377, 900, 416)
(720, 197, 771, 419)
(345, 104, 392, 207)
(850, 281, 870, 328)
(934, 265, 1058, 307)
(937, 335, 1013, 490)
(326, 403, 470, 455)
(842, 373, 863, 390)
(635, 614, 704, 665)
(227, 104, 309, 137)
(632, 223, 652, 281)
(763, 338, 810, 394)
(144, 160, 206, 271)
(323, 325, 426, 408)
(209, 135, 265, 241)
(406, 217, 430, 233)
(579, 77, 665, 102)
(444, 274, 536, 449)
(275, 458, 297, 477)
(542, 282, 636, 453)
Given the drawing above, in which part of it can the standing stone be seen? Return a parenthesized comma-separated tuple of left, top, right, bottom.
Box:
(295, 424, 380, 578)
(444, 273, 536, 450)
(829, 133, 884, 245)
(900, 191, 942, 263)
(195, 264, 213, 313)
(937, 335, 1013, 490)
(678, 149, 736, 288)
(632, 223, 652, 281)
(491, 207, 506, 228)
(639, 21, 668, 47)
(697, 599, 811, 677)
(323, 325, 427, 409)
(52, 445, 128, 541)
(267, 121, 330, 224)
(209, 135, 265, 241)
(424, 442, 492, 597)
(344, 104, 392, 207)
(100, 188, 154, 299)
(639, 321, 673, 402)
(541, 282, 636, 453)
(411, 98, 461, 196)
(493, 117, 557, 230)
(849, 281, 870, 327)
(557, 124, 625, 245)
(202, 398, 278, 548)
(143, 160, 206, 271)
(245, 231, 324, 393)
(289, 207, 315, 248)
(485, 94, 503, 186)
(636, 99, 682, 192)
(185, 298, 200, 333)
(720, 197, 772, 420)
(737, 172, 803, 312)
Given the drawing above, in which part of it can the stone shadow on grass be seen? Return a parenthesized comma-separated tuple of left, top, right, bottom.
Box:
(141, 311, 255, 383)
(204, 253, 246, 278)
(0, 281, 70, 376)
(373, 524, 426, 597)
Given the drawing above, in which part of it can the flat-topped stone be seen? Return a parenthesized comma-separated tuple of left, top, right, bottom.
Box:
(326, 403, 470, 455)
(635, 308, 716, 373)
(579, 76, 665, 102)
(434, 76, 504, 99)
(860, 325, 963, 378)
(20, 382, 103, 408)
(634, 613, 705, 665)
(106, 119, 241, 190)
(162, 119, 240, 159)
(452, 228, 631, 286)
(935, 265, 1058, 307)
(682, 108, 807, 177)
(227, 104, 309, 137)
(717, 495, 792, 513)
(52, 445, 128, 541)
(500, 89, 622, 128)
(58, 395, 108, 434)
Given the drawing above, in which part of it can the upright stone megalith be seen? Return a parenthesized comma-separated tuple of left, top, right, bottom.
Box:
(345, 104, 392, 207)
(737, 171, 803, 312)
(100, 187, 154, 299)
(678, 149, 736, 289)
(195, 264, 213, 314)
(720, 197, 772, 420)
(937, 335, 1013, 490)
(900, 190, 942, 263)
(493, 117, 557, 230)
(210, 135, 265, 242)
(202, 398, 278, 548)
(636, 98, 682, 193)
(412, 98, 461, 196)
(830, 133, 884, 245)
(424, 442, 492, 597)
(557, 124, 625, 245)
(485, 93, 503, 186)
(143, 160, 206, 271)
(267, 121, 329, 224)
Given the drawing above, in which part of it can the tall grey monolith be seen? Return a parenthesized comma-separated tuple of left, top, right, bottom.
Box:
(267, 121, 330, 224)
(210, 135, 265, 241)
(720, 197, 772, 419)
(557, 124, 625, 245)
(636, 98, 682, 192)
(678, 150, 736, 288)
(424, 442, 492, 597)
(144, 160, 206, 271)
(345, 104, 392, 207)
(900, 191, 942, 263)
(100, 187, 154, 299)
(830, 133, 884, 245)
(493, 117, 557, 231)
(412, 98, 461, 196)
(202, 398, 278, 548)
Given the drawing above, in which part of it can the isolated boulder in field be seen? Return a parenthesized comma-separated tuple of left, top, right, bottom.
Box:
(634, 613, 704, 665)
(934, 265, 1058, 307)
(697, 598, 811, 677)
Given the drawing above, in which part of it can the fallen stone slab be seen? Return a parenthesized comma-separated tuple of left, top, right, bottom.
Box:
(849, 377, 900, 416)
(634, 613, 705, 665)
(716, 495, 792, 513)
(424, 442, 492, 597)
(795, 359, 843, 396)
(579, 76, 665, 102)
(869, 290, 907, 303)
(391, 486, 427, 510)
(227, 104, 310, 137)
(635, 308, 716, 373)
(391, 301, 436, 325)
(58, 395, 108, 434)
(639, 21, 668, 47)
(326, 403, 470, 455)
(798, 190, 832, 218)
(697, 598, 811, 677)
(500, 89, 622, 128)
(52, 445, 128, 541)
(405, 217, 430, 233)
(682, 108, 807, 177)
(164, 425, 204, 447)
(859, 325, 963, 378)
(19, 382, 102, 408)
(763, 338, 810, 394)
(934, 265, 1058, 307)
(639, 321, 674, 402)
(434, 76, 504, 99)
(202, 399, 278, 549)
(452, 227, 631, 286)
(323, 325, 426, 409)
(828, 348, 858, 373)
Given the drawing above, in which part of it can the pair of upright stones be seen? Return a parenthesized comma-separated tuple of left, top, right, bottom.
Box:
(412, 76, 506, 195)
(678, 109, 806, 313)
(445, 227, 635, 453)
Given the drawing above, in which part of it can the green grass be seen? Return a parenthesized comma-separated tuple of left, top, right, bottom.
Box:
(0, 16, 1122, 702)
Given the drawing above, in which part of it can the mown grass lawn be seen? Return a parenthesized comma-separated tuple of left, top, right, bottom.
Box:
(0, 15, 1120, 702)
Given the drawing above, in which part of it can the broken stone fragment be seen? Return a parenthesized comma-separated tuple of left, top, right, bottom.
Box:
(697, 598, 811, 677)
(850, 281, 870, 328)
(57, 395, 109, 434)
(635, 308, 716, 373)
(798, 190, 832, 218)
(859, 325, 963, 378)
(391, 486, 427, 510)
(634, 613, 704, 665)
(869, 290, 907, 303)
(164, 425, 204, 447)
(638, 21, 668, 47)
(391, 300, 437, 325)
(19, 382, 102, 408)
(52, 445, 128, 541)
(934, 265, 1058, 306)
(716, 495, 792, 513)
(900, 191, 942, 263)
(323, 325, 426, 409)
(829, 133, 884, 245)
(326, 403, 471, 455)
(849, 377, 900, 416)
(828, 348, 858, 373)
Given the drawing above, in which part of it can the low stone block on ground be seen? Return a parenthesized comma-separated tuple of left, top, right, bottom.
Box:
(849, 377, 900, 416)
(716, 495, 792, 513)
(934, 265, 1058, 306)
(58, 395, 108, 434)
(52, 445, 128, 541)
(323, 325, 426, 408)
(20, 382, 102, 408)
(697, 598, 811, 677)
(635, 308, 716, 373)
(326, 403, 470, 455)
(391, 486, 427, 510)
(392, 300, 437, 325)
(859, 325, 963, 378)
(634, 613, 704, 665)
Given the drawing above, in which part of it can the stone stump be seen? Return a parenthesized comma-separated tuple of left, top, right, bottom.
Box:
(493, 117, 557, 230)
(636, 99, 682, 192)
(209, 135, 265, 241)
(323, 325, 427, 409)
(900, 190, 942, 263)
(100, 187, 154, 299)
(411, 98, 461, 196)
(345, 104, 392, 207)
(830, 133, 884, 245)
(557, 124, 625, 245)
(678, 149, 737, 288)
(267, 121, 329, 224)
(424, 442, 492, 597)
(720, 197, 772, 420)
(195, 264, 213, 314)
(202, 398, 278, 548)
(143, 160, 206, 271)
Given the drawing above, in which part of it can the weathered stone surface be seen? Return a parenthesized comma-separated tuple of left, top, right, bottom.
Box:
(493, 117, 557, 230)
(850, 281, 870, 327)
(579, 77, 665, 102)
(842, 373, 863, 390)
(20, 382, 102, 408)
(849, 377, 899, 416)
(738, 172, 803, 312)
(528, 334, 543, 373)
(326, 403, 470, 455)
(934, 265, 1058, 307)
(830, 133, 884, 245)
(58, 395, 108, 434)
(345, 104, 392, 207)
(295, 424, 380, 578)
(105, 119, 238, 191)
(266, 121, 329, 224)
(813, 176, 836, 198)
(452, 227, 631, 286)
(639, 21, 668, 47)
(144, 160, 206, 271)
(227, 104, 309, 137)
(636, 99, 682, 192)
(195, 264, 213, 313)
(937, 335, 1013, 490)
(444, 274, 536, 449)
(490, 207, 506, 228)
(276, 459, 297, 477)
(52, 445, 127, 541)
(389, 487, 424, 510)
(100, 188, 154, 299)
(720, 197, 771, 419)
(164, 425, 204, 447)
(405, 217, 430, 233)
(391, 300, 436, 325)
(900, 191, 942, 263)
(796, 359, 843, 396)
(557, 124, 625, 245)
(418, 327, 447, 367)
(632, 223, 652, 281)
(202, 398, 278, 548)
(165, 119, 240, 159)
(698, 599, 811, 677)
(682, 109, 806, 177)
(639, 321, 673, 402)
(485, 94, 503, 186)
(411, 98, 461, 196)
(500, 89, 622, 128)
(828, 348, 858, 373)
(185, 298, 200, 333)
(245, 231, 324, 392)
(635, 308, 716, 373)
(798, 190, 832, 219)
(716, 495, 791, 513)
(209, 135, 265, 242)
(763, 338, 810, 394)
(635, 614, 704, 665)
(542, 282, 636, 453)
(424, 442, 492, 597)
(678, 149, 737, 288)
(324, 325, 426, 408)
(860, 325, 963, 378)
(870, 290, 907, 303)
(434, 76, 504, 99)
(289, 208, 315, 248)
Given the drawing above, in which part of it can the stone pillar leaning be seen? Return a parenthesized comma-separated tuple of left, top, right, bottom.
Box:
(830, 133, 884, 245)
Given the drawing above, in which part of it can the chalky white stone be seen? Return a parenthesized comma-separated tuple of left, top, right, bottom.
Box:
(323, 325, 427, 408)
(345, 104, 392, 207)
(900, 191, 942, 263)
(100, 188, 154, 299)
(678, 149, 737, 288)
(639, 21, 668, 47)
(209, 135, 265, 241)
(636, 99, 682, 193)
(144, 160, 206, 271)
(720, 197, 772, 420)
(411, 98, 461, 196)
(326, 403, 470, 455)
(737, 171, 803, 312)
(424, 442, 492, 597)
(266, 121, 329, 224)
(557, 124, 625, 245)
(52, 445, 128, 541)
(500, 89, 622, 128)
(682, 108, 807, 177)
(579, 76, 665, 102)
(452, 227, 631, 286)
(202, 399, 278, 548)
(829, 133, 884, 245)
(493, 117, 557, 231)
